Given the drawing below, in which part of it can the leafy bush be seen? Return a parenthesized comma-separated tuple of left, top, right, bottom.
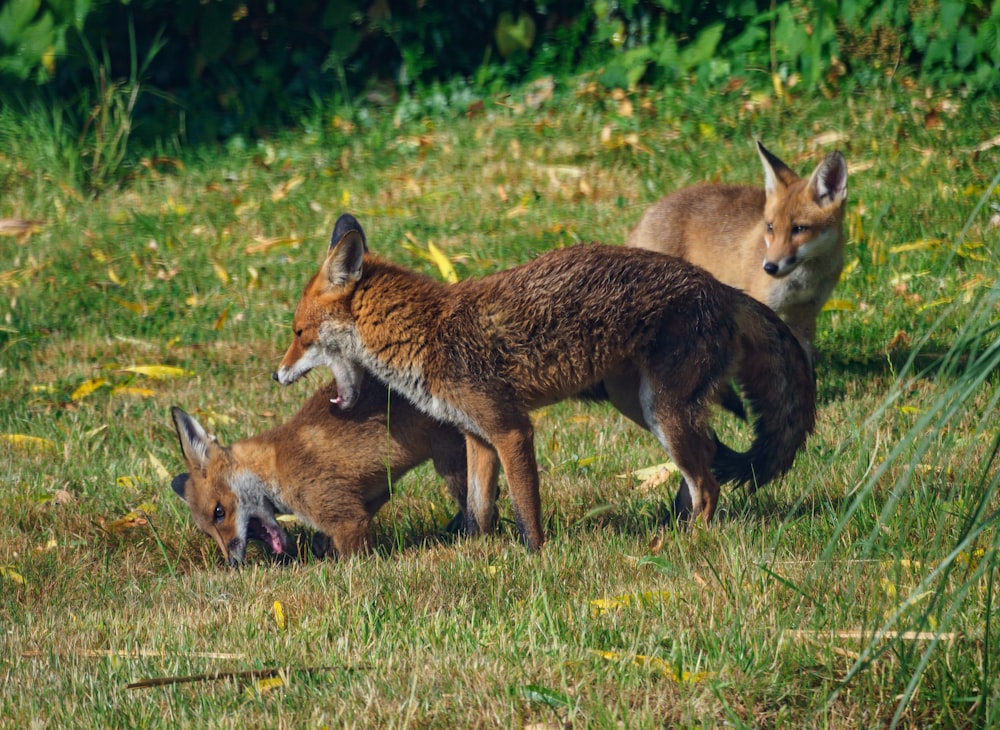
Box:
(0, 0, 997, 149)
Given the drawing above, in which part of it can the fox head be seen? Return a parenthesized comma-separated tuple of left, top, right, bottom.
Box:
(273, 213, 369, 410)
(170, 406, 293, 566)
(757, 141, 848, 278)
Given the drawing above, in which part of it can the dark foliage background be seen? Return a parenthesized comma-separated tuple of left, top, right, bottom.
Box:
(1, 0, 997, 144)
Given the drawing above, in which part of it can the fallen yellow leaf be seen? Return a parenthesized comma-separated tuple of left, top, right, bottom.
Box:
(890, 239, 943, 254)
(71, 377, 109, 401)
(822, 299, 856, 312)
(247, 676, 285, 697)
(113, 298, 151, 316)
(0, 566, 26, 585)
(273, 601, 286, 630)
(212, 262, 230, 285)
(590, 649, 712, 683)
(619, 462, 678, 482)
(0, 433, 57, 452)
(147, 451, 172, 481)
(111, 386, 156, 398)
(427, 241, 459, 283)
(121, 365, 190, 379)
(590, 591, 670, 616)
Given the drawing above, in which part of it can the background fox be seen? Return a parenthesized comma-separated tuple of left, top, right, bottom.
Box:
(171, 379, 469, 565)
(273, 214, 815, 552)
(627, 141, 848, 355)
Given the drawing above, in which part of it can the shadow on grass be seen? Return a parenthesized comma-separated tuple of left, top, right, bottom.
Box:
(817, 343, 987, 407)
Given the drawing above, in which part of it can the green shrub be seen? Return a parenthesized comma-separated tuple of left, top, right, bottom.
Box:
(1, 0, 997, 149)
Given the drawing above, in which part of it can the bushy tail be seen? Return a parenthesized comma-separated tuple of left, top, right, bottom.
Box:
(712, 299, 816, 491)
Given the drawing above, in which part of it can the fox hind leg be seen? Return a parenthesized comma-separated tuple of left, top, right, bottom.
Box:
(639, 374, 720, 523)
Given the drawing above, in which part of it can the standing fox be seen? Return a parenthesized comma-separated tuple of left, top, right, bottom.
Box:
(628, 141, 848, 355)
(273, 214, 815, 552)
(170, 379, 469, 565)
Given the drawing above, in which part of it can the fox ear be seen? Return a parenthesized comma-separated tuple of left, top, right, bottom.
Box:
(171, 406, 212, 471)
(171, 473, 190, 501)
(757, 141, 798, 195)
(323, 228, 366, 287)
(329, 213, 367, 253)
(809, 150, 848, 207)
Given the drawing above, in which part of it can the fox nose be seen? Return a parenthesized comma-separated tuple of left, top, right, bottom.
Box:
(762, 261, 780, 275)
(272, 371, 279, 382)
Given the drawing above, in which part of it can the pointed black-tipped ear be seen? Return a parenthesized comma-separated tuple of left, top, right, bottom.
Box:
(323, 229, 366, 287)
(809, 150, 848, 207)
(170, 406, 212, 471)
(171, 473, 190, 501)
(756, 141, 798, 194)
(329, 213, 367, 253)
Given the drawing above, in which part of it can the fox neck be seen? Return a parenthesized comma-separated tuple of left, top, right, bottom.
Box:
(346, 261, 484, 437)
(228, 441, 293, 515)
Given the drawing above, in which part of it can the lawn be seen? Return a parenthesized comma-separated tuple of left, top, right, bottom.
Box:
(1, 78, 998, 727)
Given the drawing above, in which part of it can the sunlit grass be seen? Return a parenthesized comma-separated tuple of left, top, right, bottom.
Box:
(1, 80, 998, 726)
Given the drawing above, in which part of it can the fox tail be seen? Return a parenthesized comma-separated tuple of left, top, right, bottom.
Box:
(712, 300, 816, 491)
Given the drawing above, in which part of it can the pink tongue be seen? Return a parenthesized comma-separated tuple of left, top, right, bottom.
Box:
(264, 523, 285, 554)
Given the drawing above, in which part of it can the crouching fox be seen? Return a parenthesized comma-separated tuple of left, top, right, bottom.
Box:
(170, 379, 469, 565)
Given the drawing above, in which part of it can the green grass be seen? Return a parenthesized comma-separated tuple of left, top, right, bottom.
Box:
(1, 78, 998, 727)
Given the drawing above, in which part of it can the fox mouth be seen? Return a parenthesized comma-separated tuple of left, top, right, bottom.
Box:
(246, 514, 292, 555)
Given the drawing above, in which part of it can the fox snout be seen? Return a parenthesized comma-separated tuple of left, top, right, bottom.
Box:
(225, 538, 247, 567)
(762, 256, 798, 277)
(272, 368, 298, 385)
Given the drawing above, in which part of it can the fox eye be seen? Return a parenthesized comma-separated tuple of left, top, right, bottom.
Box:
(765, 222, 774, 234)
(294, 328, 303, 338)
(792, 224, 809, 235)
(213, 504, 225, 523)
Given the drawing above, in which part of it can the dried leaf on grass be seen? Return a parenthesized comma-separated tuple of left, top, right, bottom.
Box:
(1, 566, 26, 585)
(121, 365, 191, 379)
(71, 377, 109, 401)
(270, 175, 304, 202)
(107, 503, 155, 534)
(0, 433, 57, 452)
(244, 236, 305, 255)
(402, 232, 461, 283)
(147, 451, 172, 481)
(0, 218, 44, 234)
(590, 649, 713, 683)
(972, 133, 1000, 153)
(111, 386, 156, 398)
(590, 591, 670, 616)
(246, 676, 285, 697)
(0, 218, 44, 241)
